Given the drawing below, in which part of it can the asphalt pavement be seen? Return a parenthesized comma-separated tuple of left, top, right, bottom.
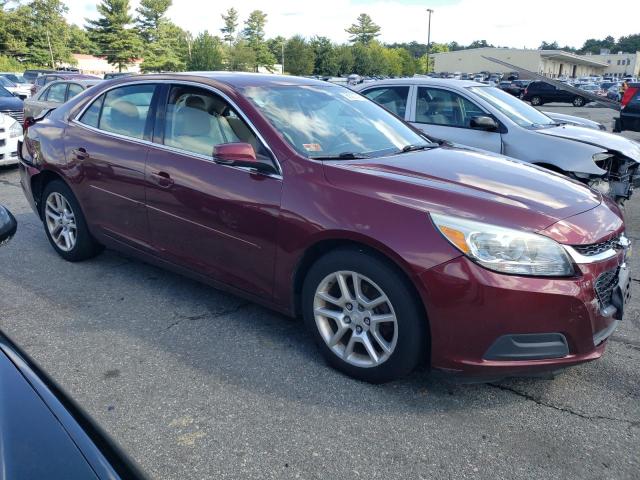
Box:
(0, 106, 639, 479)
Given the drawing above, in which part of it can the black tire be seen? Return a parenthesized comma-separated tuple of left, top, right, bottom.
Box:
(530, 96, 542, 106)
(302, 248, 428, 383)
(41, 179, 103, 262)
(573, 96, 585, 107)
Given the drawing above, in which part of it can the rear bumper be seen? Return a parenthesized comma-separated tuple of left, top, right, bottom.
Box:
(419, 252, 626, 379)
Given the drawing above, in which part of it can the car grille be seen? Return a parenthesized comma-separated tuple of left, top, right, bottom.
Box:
(572, 235, 619, 256)
(594, 267, 619, 309)
(1, 110, 24, 124)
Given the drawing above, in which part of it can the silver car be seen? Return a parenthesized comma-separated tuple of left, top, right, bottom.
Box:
(23, 79, 101, 119)
(356, 78, 640, 201)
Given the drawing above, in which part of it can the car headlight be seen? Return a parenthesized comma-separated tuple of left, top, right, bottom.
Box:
(431, 213, 575, 276)
(8, 120, 21, 138)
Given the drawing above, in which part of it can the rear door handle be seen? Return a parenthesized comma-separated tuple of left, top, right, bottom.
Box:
(150, 171, 174, 188)
(71, 148, 89, 160)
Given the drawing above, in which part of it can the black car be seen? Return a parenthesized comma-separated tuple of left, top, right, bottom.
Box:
(521, 80, 587, 107)
(23, 69, 58, 84)
(0, 85, 24, 124)
(616, 83, 640, 132)
(0, 204, 147, 480)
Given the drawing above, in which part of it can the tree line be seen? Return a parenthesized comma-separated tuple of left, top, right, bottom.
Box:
(1, 1, 639, 75)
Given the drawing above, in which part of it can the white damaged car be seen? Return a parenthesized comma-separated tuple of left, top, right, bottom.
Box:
(0, 112, 22, 167)
(357, 78, 640, 202)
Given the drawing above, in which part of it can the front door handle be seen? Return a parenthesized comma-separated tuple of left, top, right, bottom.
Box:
(71, 148, 89, 160)
(150, 171, 174, 188)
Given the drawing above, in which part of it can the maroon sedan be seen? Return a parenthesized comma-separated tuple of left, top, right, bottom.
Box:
(18, 73, 630, 383)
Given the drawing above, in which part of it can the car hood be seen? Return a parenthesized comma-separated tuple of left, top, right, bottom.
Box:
(323, 146, 602, 234)
(536, 124, 640, 161)
(0, 95, 23, 110)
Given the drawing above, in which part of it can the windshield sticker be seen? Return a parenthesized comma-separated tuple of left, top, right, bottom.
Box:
(303, 143, 322, 152)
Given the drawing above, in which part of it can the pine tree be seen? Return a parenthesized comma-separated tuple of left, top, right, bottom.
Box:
(346, 13, 381, 44)
(220, 7, 238, 45)
(136, 0, 171, 43)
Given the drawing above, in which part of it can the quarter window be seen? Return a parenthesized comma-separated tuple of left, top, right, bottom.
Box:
(162, 85, 271, 160)
(362, 86, 410, 118)
(46, 83, 67, 103)
(67, 83, 83, 99)
(415, 87, 485, 128)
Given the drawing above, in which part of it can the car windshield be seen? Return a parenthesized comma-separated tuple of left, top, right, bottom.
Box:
(0, 85, 12, 97)
(0, 76, 15, 87)
(467, 86, 556, 128)
(240, 84, 434, 158)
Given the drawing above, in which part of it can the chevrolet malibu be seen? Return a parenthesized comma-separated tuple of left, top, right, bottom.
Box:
(18, 73, 631, 383)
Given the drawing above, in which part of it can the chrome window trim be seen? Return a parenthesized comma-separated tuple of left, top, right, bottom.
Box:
(71, 78, 283, 177)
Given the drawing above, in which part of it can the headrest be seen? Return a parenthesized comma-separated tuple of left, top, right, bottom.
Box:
(175, 107, 211, 136)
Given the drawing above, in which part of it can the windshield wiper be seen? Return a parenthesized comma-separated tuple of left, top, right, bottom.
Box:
(310, 152, 372, 160)
(400, 143, 435, 153)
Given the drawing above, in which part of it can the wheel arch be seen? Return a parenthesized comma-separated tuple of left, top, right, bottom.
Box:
(291, 235, 431, 345)
(30, 169, 68, 218)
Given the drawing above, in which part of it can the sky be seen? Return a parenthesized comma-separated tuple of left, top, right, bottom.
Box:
(64, 0, 640, 49)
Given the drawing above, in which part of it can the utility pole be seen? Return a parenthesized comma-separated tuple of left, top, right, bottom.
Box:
(46, 30, 55, 69)
(281, 41, 285, 75)
(426, 9, 434, 73)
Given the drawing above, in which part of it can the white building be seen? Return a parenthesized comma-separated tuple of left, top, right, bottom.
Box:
(432, 47, 609, 78)
(587, 51, 640, 78)
(62, 54, 143, 76)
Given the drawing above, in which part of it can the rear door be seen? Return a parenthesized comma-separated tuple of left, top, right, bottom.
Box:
(65, 83, 159, 249)
(409, 86, 502, 153)
(144, 83, 283, 297)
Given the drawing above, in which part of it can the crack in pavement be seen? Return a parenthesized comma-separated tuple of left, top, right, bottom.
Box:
(610, 335, 640, 352)
(488, 383, 640, 429)
(162, 302, 252, 332)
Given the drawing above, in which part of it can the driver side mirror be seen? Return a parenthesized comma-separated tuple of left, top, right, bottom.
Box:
(213, 143, 276, 174)
(470, 115, 499, 131)
(0, 205, 17, 245)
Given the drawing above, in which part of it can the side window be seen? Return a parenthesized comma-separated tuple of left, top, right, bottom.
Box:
(162, 85, 272, 161)
(98, 84, 156, 139)
(44, 76, 57, 85)
(46, 83, 67, 103)
(78, 94, 103, 128)
(362, 86, 410, 118)
(39, 85, 52, 101)
(67, 83, 83, 100)
(415, 87, 486, 128)
(35, 77, 46, 87)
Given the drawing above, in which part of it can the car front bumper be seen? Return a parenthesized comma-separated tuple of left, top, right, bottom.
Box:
(0, 133, 19, 166)
(420, 250, 628, 379)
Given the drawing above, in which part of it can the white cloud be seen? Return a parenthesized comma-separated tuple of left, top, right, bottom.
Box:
(64, 0, 640, 49)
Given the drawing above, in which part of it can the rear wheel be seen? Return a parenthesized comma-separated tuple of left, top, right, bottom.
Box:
(302, 248, 427, 383)
(41, 180, 103, 261)
(530, 96, 542, 106)
(573, 96, 585, 107)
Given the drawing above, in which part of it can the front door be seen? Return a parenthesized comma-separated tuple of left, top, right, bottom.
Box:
(410, 86, 502, 153)
(65, 83, 159, 249)
(145, 84, 282, 298)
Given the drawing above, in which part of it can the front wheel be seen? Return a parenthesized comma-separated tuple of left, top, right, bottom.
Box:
(41, 180, 103, 261)
(302, 248, 427, 383)
(530, 96, 542, 106)
(573, 96, 585, 107)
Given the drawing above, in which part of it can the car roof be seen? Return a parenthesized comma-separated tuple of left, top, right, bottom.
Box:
(171, 71, 332, 88)
(353, 77, 485, 89)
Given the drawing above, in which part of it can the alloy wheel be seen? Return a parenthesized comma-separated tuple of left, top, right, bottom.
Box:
(44, 192, 77, 252)
(313, 270, 398, 368)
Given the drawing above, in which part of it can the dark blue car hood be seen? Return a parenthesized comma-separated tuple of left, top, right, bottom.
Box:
(0, 95, 24, 111)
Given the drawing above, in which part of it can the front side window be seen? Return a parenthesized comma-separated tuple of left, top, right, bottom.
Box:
(162, 85, 271, 160)
(467, 86, 555, 128)
(415, 87, 485, 128)
(362, 86, 410, 118)
(241, 85, 430, 158)
(67, 83, 83, 99)
(46, 83, 67, 103)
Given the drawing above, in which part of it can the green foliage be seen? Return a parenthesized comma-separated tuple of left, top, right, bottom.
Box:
(0, 54, 28, 71)
(86, 0, 143, 72)
(68, 24, 98, 54)
(227, 39, 256, 72)
(284, 35, 314, 76)
(335, 44, 354, 76)
(310, 36, 338, 76)
(220, 7, 238, 45)
(141, 22, 188, 72)
(136, 0, 171, 43)
(266, 36, 286, 63)
(242, 10, 275, 71)
(187, 30, 224, 71)
(346, 13, 380, 44)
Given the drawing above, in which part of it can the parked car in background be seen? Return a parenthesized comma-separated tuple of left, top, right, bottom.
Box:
(0, 111, 22, 166)
(522, 80, 588, 107)
(0, 84, 24, 127)
(0, 72, 29, 85)
(22, 69, 57, 84)
(103, 72, 135, 80)
(18, 73, 629, 383)
(0, 75, 31, 99)
(499, 80, 530, 97)
(24, 79, 101, 120)
(356, 78, 640, 201)
(579, 84, 604, 96)
(30, 73, 100, 96)
(615, 83, 640, 133)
